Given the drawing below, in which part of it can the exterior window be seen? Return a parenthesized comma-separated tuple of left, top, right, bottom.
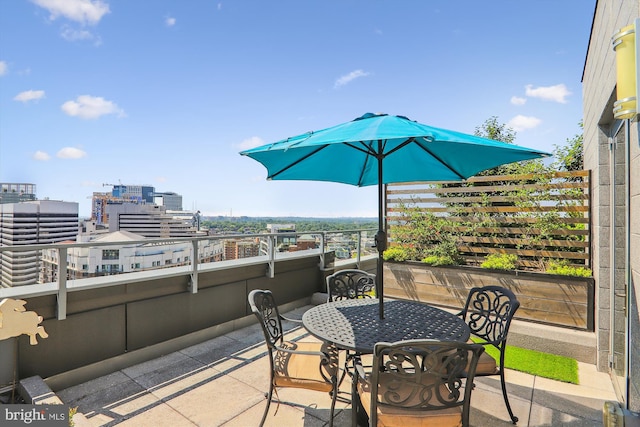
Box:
(184, 256, 190, 262)
(165, 260, 172, 265)
(82, 264, 88, 270)
(102, 249, 119, 260)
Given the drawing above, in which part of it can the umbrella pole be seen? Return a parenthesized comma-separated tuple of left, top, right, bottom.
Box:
(375, 150, 386, 319)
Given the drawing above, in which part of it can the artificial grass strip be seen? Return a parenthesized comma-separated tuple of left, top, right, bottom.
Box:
(471, 338, 579, 384)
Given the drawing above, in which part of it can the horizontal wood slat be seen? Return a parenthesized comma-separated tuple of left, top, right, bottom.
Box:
(386, 170, 591, 269)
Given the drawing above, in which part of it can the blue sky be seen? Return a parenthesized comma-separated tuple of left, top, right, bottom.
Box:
(0, 0, 595, 218)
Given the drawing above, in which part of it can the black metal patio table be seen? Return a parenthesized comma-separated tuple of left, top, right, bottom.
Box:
(302, 298, 471, 426)
(302, 298, 470, 354)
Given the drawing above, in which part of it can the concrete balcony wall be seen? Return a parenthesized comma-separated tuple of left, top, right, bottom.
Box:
(13, 254, 326, 386)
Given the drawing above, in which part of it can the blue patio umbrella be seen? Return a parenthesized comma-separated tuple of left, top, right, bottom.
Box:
(240, 113, 550, 318)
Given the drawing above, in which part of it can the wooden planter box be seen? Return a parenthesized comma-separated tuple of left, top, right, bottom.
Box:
(382, 261, 594, 331)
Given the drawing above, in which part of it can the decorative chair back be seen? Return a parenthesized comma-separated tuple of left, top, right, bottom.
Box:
(458, 285, 521, 424)
(459, 285, 520, 349)
(367, 339, 484, 427)
(326, 269, 376, 301)
(248, 289, 284, 351)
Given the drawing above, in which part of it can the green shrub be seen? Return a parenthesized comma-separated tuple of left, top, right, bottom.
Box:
(383, 246, 410, 262)
(546, 259, 592, 277)
(481, 253, 517, 270)
(424, 240, 462, 265)
(422, 255, 457, 266)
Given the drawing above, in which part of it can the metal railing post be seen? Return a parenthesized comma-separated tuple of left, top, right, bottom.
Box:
(356, 231, 362, 268)
(319, 232, 326, 269)
(57, 247, 67, 320)
(190, 240, 199, 293)
(267, 235, 275, 278)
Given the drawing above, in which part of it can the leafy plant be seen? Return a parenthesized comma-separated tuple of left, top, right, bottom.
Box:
(383, 246, 410, 262)
(545, 259, 592, 277)
(69, 407, 78, 427)
(422, 239, 462, 266)
(422, 254, 458, 266)
(481, 253, 518, 270)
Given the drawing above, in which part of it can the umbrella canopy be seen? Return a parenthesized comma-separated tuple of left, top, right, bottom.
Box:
(240, 113, 550, 317)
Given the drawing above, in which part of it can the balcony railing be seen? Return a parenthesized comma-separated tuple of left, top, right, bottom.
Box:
(0, 228, 377, 320)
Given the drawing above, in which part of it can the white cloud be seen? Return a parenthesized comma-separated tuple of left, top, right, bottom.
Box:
(61, 95, 124, 119)
(61, 25, 97, 42)
(507, 115, 542, 132)
(236, 136, 265, 151)
(510, 96, 526, 106)
(57, 147, 87, 159)
(33, 151, 51, 161)
(0, 61, 7, 76)
(166, 17, 176, 27)
(334, 69, 371, 88)
(31, 0, 110, 25)
(525, 84, 571, 103)
(14, 90, 46, 103)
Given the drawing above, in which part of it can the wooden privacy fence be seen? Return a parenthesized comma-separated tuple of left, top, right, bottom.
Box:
(386, 170, 590, 270)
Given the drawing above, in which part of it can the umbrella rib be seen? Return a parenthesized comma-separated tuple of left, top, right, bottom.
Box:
(414, 138, 466, 180)
(345, 141, 383, 186)
(268, 145, 328, 179)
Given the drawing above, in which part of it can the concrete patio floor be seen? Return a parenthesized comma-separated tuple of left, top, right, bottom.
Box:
(57, 305, 617, 427)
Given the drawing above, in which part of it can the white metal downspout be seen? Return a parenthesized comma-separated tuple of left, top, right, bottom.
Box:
(624, 119, 631, 407)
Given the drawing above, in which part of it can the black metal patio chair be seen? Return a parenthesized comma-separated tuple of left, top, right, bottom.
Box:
(458, 285, 521, 424)
(248, 289, 339, 427)
(326, 269, 376, 385)
(326, 269, 376, 301)
(354, 339, 484, 427)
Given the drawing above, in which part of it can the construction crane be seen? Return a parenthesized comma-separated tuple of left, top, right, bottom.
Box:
(102, 179, 123, 188)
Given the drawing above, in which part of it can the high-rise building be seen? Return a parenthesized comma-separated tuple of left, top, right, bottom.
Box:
(0, 183, 37, 204)
(153, 192, 183, 211)
(111, 185, 155, 204)
(106, 203, 195, 238)
(224, 239, 260, 260)
(0, 200, 79, 287)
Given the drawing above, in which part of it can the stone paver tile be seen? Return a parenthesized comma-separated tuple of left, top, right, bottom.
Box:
(180, 335, 253, 366)
(72, 412, 116, 427)
(59, 377, 147, 419)
(122, 351, 196, 379)
(145, 366, 223, 401)
(224, 323, 265, 345)
(471, 376, 532, 425)
(577, 361, 618, 397)
(108, 391, 162, 417)
(114, 401, 195, 427)
(223, 398, 320, 427)
(528, 401, 604, 427)
(531, 383, 607, 423)
(124, 353, 207, 390)
(164, 368, 266, 426)
(57, 371, 132, 404)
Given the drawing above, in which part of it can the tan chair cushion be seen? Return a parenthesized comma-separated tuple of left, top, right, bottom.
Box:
(357, 372, 462, 427)
(273, 341, 337, 393)
(475, 350, 498, 375)
(464, 340, 498, 375)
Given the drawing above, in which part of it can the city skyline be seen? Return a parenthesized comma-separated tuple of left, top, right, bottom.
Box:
(1, 1, 594, 218)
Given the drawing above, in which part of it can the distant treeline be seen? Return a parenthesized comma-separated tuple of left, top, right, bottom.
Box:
(202, 217, 377, 234)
